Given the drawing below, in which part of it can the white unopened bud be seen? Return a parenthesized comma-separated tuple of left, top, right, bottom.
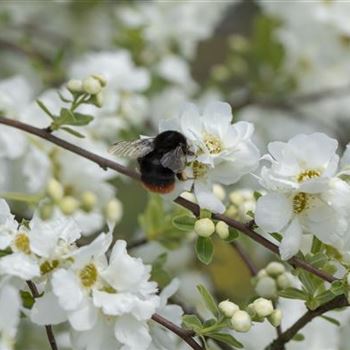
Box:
(95, 92, 104, 107)
(216, 221, 229, 239)
(194, 218, 215, 237)
(46, 178, 64, 202)
(81, 191, 97, 212)
(229, 192, 244, 205)
(276, 273, 292, 290)
(266, 262, 285, 277)
(91, 74, 107, 87)
(268, 309, 282, 327)
(225, 205, 238, 218)
(219, 300, 239, 318)
(231, 310, 251, 332)
(252, 298, 274, 318)
(59, 196, 79, 215)
(67, 79, 83, 93)
(255, 276, 277, 299)
(257, 269, 268, 279)
(213, 184, 226, 201)
(83, 76, 102, 95)
(105, 199, 123, 223)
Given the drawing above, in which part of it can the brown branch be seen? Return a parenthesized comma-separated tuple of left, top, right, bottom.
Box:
(0, 117, 336, 285)
(26, 281, 58, 350)
(151, 314, 203, 350)
(231, 241, 258, 276)
(268, 295, 348, 350)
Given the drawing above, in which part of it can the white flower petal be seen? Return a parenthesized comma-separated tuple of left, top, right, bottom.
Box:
(114, 315, 152, 350)
(202, 101, 232, 134)
(30, 292, 67, 326)
(68, 298, 97, 331)
(194, 180, 225, 214)
(0, 253, 40, 280)
(52, 269, 83, 311)
(279, 217, 302, 260)
(0, 284, 20, 337)
(255, 193, 293, 233)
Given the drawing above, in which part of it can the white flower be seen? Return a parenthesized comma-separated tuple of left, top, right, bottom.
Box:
(0, 278, 21, 350)
(160, 101, 260, 213)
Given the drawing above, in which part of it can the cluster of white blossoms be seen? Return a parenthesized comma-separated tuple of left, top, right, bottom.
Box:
(255, 133, 350, 260)
(0, 199, 174, 350)
(160, 101, 260, 213)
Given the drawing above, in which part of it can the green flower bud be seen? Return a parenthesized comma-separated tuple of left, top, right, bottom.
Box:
(39, 204, 54, 220)
(105, 199, 123, 223)
(91, 74, 107, 87)
(212, 184, 226, 201)
(83, 76, 102, 95)
(67, 79, 83, 93)
(268, 309, 282, 327)
(194, 218, 215, 237)
(218, 300, 239, 318)
(216, 221, 229, 239)
(252, 298, 274, 318)
(266, 262, 285, 277)
(276, 273, 292, 290)
(231, 310, 252, 332)
(46, 178, 64, 202)
(59, 196, 79, 215)
(255, 276, 277, 299)
(80, 191, 97, 212)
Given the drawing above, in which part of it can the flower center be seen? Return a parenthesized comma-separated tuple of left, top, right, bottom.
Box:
(293, 192, 308, 213)
(203, 133, 223, 154)
(40, 260, 59, 275)
(296, 169, 321, 183)
(14, 233, 31, 254)
(79, 263, 98, 288)
(192, 160, 208, 179)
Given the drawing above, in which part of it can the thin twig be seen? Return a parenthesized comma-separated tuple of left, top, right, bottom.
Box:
(0, 117, 336, 284)
(231, 241, 258, 276)
(267, 295, 348, 350)
(127, 237, 148, 250)
(26, 281, 58, 350)
(151, 314, 203, 350)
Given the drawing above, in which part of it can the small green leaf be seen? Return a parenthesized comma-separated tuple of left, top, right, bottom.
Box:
(36, 99, 55, 120)
(224, 227, 239, 242)
(292, 333, 305, 342)
(321, 315, 341, 327)
(279, 287, 308, 300)
(182, 315, 203, 332)
(330, 280, 346, 296)
(0, 248, 12, 258)
(270, 232, 283, 242)
(196, 284, 219, 318)
(306, 252, 328, 268)
(20, 290, 35, 309)
(253, 191, 262, 201)
(72, 112, 94, 126)
(172, 214, 196, 231)
(200, 209, 212, 219)
(208, 332, 243, 348)
(195, 237, 214, 265)
(57, 91, 72, 103)
(61, 127, 85, 138)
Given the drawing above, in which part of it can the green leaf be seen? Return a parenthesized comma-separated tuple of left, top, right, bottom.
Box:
(321, 315, 341, 327)
(172, 214, 196, 231)
(279, 287, 308, 300)
(182, 315, 203, 332)
(61, 127, 85, 138)
(151, 253, 171, 288)
(199, 209, 212, 219)
(72, 112, 94, 126)
(196, 284, 219, 318)
(36, 99, 55, 120)
(330, 280, 346, 296)
(0, 248, 12, 258)
(224, 227, 239, 242)
(195, 237, 214, 265)
(57, 91, 72, 103)
(253, 191, 262, 201)
(270, 232, 283, 242)
(208, 332, 243, 348)
(20, 290, 35, 309)
(306, 252, 328, 268)
(292, 333, 305, 342)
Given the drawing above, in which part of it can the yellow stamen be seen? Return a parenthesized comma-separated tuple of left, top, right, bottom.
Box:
(293, 192, 308, 214)
(296, 169, 321, 183)
(203, 134, 223, 154)
(79, 263, 98, 288)
(40, 260, 59, 275)
(192, 160, 208, 179)
(14, 233, 31, 254)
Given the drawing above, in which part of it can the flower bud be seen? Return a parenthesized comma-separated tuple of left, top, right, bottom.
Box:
(194, 218, 215, 237)
(213, 184, 226, 201)
(216, 221, 229, 239)
(82, 76, 102, 95)
(59, 196, 79, 215)
(266, 262, 285, 277)
(94, 92, 104, 107)
(91, 74, 107, 87)
(105, 199, 123, 223)
(218, 300, 239, 318)
(252, 298, 274, 318)
(67, 79, 83, 93)
(39, 204, 54, 220)
(246, 303, 256, 318)
(276, 273, 292, 290)
(231, 310, 252, 332)
(229, 192, 244, 205)
(268, 309, 282, 327)
(80, 191, 97, 212)
(225, 205, 238, 218)
(255, 276, 277, 299)
(257, 269, 268, 279)
(46, 178, 64, 202)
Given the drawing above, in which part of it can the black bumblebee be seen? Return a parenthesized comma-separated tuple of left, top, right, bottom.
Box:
(110, 131, 192, 193)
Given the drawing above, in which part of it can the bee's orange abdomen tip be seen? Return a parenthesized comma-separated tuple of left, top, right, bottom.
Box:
(142, 181, 175, 194)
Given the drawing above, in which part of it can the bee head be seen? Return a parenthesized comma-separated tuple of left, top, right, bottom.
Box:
(154, 130, 188, 153)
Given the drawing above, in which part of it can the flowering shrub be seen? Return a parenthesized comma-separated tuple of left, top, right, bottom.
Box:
(1, 2, 350, 350)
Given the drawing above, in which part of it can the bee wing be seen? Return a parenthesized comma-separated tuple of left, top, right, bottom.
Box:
(109, 138, 155, 159)
(160, 146, 187, 173)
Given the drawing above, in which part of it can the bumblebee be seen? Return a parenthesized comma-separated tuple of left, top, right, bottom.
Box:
(110, 130, 192, 193)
